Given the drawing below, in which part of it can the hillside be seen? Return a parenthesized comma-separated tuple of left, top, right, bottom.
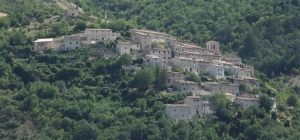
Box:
(1, 0, 300, 140)
(73, 0, 300, 77)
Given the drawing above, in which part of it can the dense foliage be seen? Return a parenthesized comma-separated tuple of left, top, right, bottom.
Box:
(1, 0, 300, 139)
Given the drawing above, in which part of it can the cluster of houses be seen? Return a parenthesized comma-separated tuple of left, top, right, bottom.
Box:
(34, 27, 277, 121)
(114, 29, 277, 121)
(34, 29, 121, 51)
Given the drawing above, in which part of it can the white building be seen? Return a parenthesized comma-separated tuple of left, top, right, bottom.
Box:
(165, 104, 190, 121)
(34, 38, 54, 51)
(173, 80, 199, 95)
(63, 35, 81, 51)
(205, 65, 226, 79)
(212, 60, 232, 71)
(131, 32, 151, 48)
(85, 29, 120, 42)
(116, 42, 140, 55)
(204, 82, 240, 96)
(172, 56, 211, 75)
(174, 44, 215, 55)
(145, 48, 172, 66)
(144, 55, 163, 67)
(167, 72, 186, 86)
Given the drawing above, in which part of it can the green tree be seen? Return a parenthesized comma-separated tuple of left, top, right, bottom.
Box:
(131, 68, 155, 90)
(73, 120, 100, 140)
(185, 72, 200, 83)
(154, 66, 168, 90)
(118, 54, 132, 66)
(239, 84, 246, 93)
(73, 20, 87, 32)
(287, 94, 299, 107)
(172, 66, 183, 72)
(259, 94, 274, 113)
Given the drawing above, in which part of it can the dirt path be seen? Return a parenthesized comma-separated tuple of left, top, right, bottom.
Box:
(0, 12, 8, 17)
(55, 0, 84, 13)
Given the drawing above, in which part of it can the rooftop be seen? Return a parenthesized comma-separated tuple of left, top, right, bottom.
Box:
(174, 80, 197, 84)
(146, 55, 161, 59)
(85, 28, 112, 31)
(34, 38, 53, 42)
(165, 104, 189, 107)
(224, 53, 240, 58)
(186, 96, 203, 99)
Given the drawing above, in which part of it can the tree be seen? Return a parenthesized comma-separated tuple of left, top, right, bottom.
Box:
(287, 94, 299, 107)
(73, 120, 100, 140)
(73, 20, 87, 32)
(259, 94, 274, 113)
(118, 54, 132, 66)
(131, 68, 155, 90)
(239, 84, 246, 93)
(154, 66, 168, 90)
(172, 66, 183, 72)
(185, 72, 200, 83)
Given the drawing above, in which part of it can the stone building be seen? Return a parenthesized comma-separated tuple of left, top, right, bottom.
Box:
(206, 41, 221, 55)
(173, 80, 199, 95)
(145, 48, 172, 66)
(172, 56, 211, 75)
(205, 65, 226, 79)
(34, 38, 54, 51)
(116, 41, 140, 55)
(131, 32, 151, 48)
(167, 72, 186, 86)
(204, 82, 240, 96)
(63, 35, 81, 51)
(165, 104, 190, 121)
(85, 29, 120, 42)
(64, 6, 79, 17)
(144, 55, 163, 67)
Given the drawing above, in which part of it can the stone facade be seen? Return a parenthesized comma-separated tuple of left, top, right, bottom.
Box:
(165, 104, 190, 121)
(116, 42, 140, 55)
(34, 38, 54, 51)
(173, 80, 199, 95)
(85, 29, 120, 42)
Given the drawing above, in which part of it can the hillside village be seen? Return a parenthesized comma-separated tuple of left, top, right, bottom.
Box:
(34, 26, 278, 121)
(29, 5, 279, 122)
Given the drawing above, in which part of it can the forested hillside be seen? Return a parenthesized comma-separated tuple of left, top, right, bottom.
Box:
(73, 0, 300, 77)
(0, 0, 300, 140)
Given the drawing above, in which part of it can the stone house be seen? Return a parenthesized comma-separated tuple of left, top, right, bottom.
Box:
(223, 54, 242, 63)
(206, 41, 221, 55)
(211, 60, 233, 71)
(145, 48, 172, 66)
(234, 96, 260, 109)
(205, 65, 226, 79)
(34, 38, 54, 51)
(174, 44, 215, 55)
(233, 63, 255, 76)
(204, 82, 240, 96)
(176, 51, 221, 62)
(172, 56, 211, 75)
(229, 66, 252, 78)
(167, 72, 186, 86)
(85, 29, 120, 42)
(64, 6, 79, 17)
(116, 41, 140, 55)
(165, 104, 190, 121)
(173, 80, 199, 95)
(184, 96, 204, 117)
(144, 55, 163, 67)
(63, 35, 81, 51)
(131, 32, 151, 48)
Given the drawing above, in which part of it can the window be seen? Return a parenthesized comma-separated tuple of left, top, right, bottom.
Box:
(70, 42, 72, 44)
(174, 109, 176, 111)
(125, 47, 126, 49)
(76, 42, 78, 44)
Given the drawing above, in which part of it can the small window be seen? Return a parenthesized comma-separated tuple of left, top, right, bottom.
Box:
(70, 42, 72, 44)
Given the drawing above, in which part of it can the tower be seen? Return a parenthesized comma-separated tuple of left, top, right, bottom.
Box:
(206, 41, 221, 55)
